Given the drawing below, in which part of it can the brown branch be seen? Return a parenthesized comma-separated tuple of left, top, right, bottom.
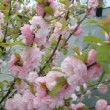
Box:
(38, 35, 62, 75)
(0, 80, 15, 105)
(87, 62, 97, 69)
(65, 8, 92, 43)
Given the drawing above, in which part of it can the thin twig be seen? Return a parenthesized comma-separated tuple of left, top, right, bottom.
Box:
(0, 81, 15, 105)
(38, 35, 62, 75)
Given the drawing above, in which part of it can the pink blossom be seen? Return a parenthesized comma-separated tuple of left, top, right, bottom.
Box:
(61, 56, 87, 86)
(0, 12, 4, 24)
(5, 99, 15, 110)
(52, 50, 61, 65)
(87, 49, 96, 64)
(87, 64, 102, 80)
(106, 106, 110, 110)
(87, 49, 102, 80)
(27, 71, 38, 83)
(88, 0, 99, 8)
(35, 77, 47, 98)
(86, 8, 94, 16)
(14, 79, 28, 93)
(95, 99, 107, 110)
(5, 91, 35, 110)
(20, 24, 34, 44)
(0, 28, 4, 40)
(49, 33, 59, 42)
(71, 103, 85, 110)
(35, 3, 44, 16)
(35, 76, 73, 109)
(46, 71, 64, 90)
(33, 97, 52, 110)
(35, 0, 57, 16)
(22, 47, 41, 71)
(30, 16, 49, 46)
(34, 36, 46, 46)
(73, 28, 83, 37)
(10, 94, 23, 109)
(97, 84, 108, 94)
(21, 91, 35, 110)
(71, 24, 83, 37)
(8, 54, 28, 79)
(49, 0, 58, 13)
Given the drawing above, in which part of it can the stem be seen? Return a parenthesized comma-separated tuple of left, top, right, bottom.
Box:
(65, 8, 92, 43)
(3, 0, 12, 43)
(87, 62, 97, 69)
(38, 35, 62, 75)
(0, 0, 12, 52)
(0, 81, 15, 105)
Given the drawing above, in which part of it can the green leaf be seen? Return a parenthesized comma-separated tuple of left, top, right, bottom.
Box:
(72, 46, 80, 56)
(15, 78, 21, 85)
(35, 0, 43, 3)
(98, 72, 105, 83)
(43, 6, 54, 16)
(54, 106, 70, 110)
(82, 106, 89, 110)
(80, 85, 85, 94)
(59, 0, 66, 3)
(0, 41, 24, 47)
(96, 43, 110, 73)
(14, 53, 21, 60)
(48, 76, 67, 97)
(63, 48, 68, 55)
(60, 19, 67, 32)
(59, 0, 69, 5)
(86, 19, 100, 25)
(84, 36, 103, 44)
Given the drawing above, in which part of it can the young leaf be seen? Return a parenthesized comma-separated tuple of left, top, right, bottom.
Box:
(43, 6, 54, 16)
(84, 36, 103, 44)
(96, 43, 110, 73)
(48, 76, 67, 97)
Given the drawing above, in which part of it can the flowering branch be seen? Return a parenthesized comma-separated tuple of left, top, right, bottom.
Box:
(38, 35, 62, 75)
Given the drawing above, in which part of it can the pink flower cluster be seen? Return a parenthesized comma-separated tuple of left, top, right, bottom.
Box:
(61, 56, 87, 86)
(8, 47, 41, 79)
(88, 0, 99, 8)
(87, 49, 102, 80)
(5, 70, 74, 110)
(6, 50, 104, 110)
(20, 16, 49, 46)
(35, 0, 58, 17)
(95, 99, 110, 110)
(71, 103, 85, 110)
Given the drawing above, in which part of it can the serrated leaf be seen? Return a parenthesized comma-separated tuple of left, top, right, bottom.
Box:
(48, 76, 67, 97)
